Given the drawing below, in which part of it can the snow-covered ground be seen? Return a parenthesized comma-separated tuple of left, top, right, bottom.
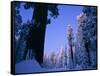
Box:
(15, 58, 68, 74)
(15, 59, 45, 73)
(15, 59, 66, 74)
(15, 58, 94, 74)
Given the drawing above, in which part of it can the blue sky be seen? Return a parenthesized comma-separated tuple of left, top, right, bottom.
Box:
(44, 5, 83, 54)
(19, 3, 83, 54)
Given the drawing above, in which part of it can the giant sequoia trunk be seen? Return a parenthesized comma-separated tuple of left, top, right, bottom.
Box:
(23, 4, 48, 65)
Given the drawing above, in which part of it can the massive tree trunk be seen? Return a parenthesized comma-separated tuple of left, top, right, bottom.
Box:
(23, 4, 48, 65)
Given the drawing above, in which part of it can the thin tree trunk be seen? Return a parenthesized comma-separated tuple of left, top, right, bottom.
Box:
(70, 45, 73, 62)
(85, 42, 91, 65)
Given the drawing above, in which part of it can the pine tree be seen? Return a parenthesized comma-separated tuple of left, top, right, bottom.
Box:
(14, 3, 23, 63)
(82, 6, 97, 68)
(58, 47, 65, 68)
(76, 6, 97, 69)
(67, 24, 74, 69)
(49, 52, 56, 68)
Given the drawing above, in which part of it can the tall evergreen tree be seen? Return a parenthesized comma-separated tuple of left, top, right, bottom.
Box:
(67, 24, 74, 69)
(58, 47, 65, 68)
(76, 6, 97, 68)
(22, 3, 59, 65)
(14, 2, 23, 63)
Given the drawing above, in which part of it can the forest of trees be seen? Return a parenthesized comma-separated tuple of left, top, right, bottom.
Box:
(42, 6, 97, 70)
(15, 2, 97, 70)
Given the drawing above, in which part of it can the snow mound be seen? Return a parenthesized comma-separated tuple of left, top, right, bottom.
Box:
(15, 59, 44, 73)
